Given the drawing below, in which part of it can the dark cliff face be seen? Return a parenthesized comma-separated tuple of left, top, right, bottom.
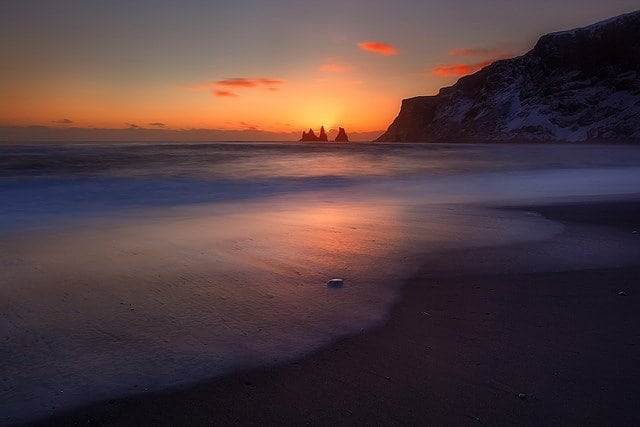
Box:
(376, 11, 640, 143)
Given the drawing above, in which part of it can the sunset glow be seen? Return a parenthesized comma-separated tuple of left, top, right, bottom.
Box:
(1, 1, 637, 139)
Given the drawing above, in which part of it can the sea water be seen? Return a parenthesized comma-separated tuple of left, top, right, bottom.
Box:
(2, 142, 640, 424)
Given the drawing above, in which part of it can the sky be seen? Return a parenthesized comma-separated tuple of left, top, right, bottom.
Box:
(0, 0, 638, 139)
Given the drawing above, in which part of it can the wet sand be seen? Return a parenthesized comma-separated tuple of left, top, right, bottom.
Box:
(24, 200, 640, 426)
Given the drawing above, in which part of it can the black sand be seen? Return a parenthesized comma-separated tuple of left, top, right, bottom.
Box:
(23, 200, 640, 426)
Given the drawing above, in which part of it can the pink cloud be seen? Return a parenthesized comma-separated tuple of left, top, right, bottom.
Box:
(188, 77, 284, 97)
(255, 78, 284, 85)
(213, 89, 239, 97)
(216, 78, 284, 88)
(429, 59, 496, 77)
(430, 50, 512, 77)
(357, 41, 399, 56)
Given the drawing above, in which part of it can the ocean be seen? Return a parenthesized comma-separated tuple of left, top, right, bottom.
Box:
(2, 141, 640, 424)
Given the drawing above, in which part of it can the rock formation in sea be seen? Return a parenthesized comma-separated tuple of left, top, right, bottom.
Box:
(334, 127, 349, 142)
(299, 126, 332, 141)
(376, 11, 640, 143)
(318, 126, 328, 142)
(299, 128, 319, 141)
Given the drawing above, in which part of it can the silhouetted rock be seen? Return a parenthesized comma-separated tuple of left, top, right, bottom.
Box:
(376, 11, 640, 143)
(334, 127, 349, 142)
(299, 126, 332, 141)
(299, 128, 319, 141)
(318, 126, 328, 141)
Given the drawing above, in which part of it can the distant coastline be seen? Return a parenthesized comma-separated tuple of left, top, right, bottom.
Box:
(0, 126, 380, 143)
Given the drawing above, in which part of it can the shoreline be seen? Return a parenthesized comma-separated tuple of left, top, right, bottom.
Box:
(22, 199, 640, 426)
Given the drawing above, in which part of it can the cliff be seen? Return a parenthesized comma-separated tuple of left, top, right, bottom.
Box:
(376, 11, 640, 143)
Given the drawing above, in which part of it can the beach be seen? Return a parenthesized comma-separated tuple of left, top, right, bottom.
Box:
(2, 142, 640, 426)
(20, 199, 640, 426)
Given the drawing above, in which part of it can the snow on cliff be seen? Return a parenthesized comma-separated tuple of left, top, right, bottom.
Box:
(377, 11, 640, 142)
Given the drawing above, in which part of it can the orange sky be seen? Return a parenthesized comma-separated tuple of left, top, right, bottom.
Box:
(1, 1, 637, 137)
(1, 46, 419, 133)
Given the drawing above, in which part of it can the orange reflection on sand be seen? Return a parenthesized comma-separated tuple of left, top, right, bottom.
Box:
(264, 202, 400, 265)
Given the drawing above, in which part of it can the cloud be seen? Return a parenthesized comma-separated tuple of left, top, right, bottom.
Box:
(430, 51, 512, 77)
(430, 60, 495, 77)
(213, 89, 239, 97)
(148, 122, 166, 128)
(215, 78, 284, 88)
(125, 123, 140, 129)
(188, 77, 284, 97)
(357, 41, 399, 56)
(216, 78, 258, 88)
(319, 63, 351, 73)
(52, 118, 73, 124)
(255, 78, 284, 86)
(239, 121, 258, 130)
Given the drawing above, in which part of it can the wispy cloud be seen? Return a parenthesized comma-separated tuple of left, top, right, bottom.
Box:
(429, 59, 497, 77)
(188, 77, 284, 97)
(125, 123, 140, 129)
(213, 89, 239, 97)
(52, 118, 73, 124)
(255, 78, 283, 86)
(216, 79, 256, 88)
(319, 63, 351, 73)
(239, 121, 258, 130)
(148, 122, 166, 128)
(215, 78, 284, 88)
(430, 47, 513, 77)
(357, 41, 399, 56)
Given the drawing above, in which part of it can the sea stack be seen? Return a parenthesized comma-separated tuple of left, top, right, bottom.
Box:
(299, 128, 319, 141)
(318, 126, 328, 142)
(299, 126, 332, 142)
(334, 127, 349, 142)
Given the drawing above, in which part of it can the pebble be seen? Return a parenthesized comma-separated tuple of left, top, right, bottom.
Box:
(517, 393, 527, 400)
(327, 278, 344, 288)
